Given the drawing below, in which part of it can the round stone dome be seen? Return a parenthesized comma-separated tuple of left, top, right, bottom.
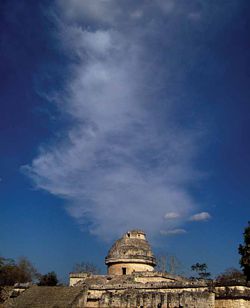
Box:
(105, 230, 156, 275)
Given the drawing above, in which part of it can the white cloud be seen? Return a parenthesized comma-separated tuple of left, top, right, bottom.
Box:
(160, 229, 187, 236)
(56, 0, 177, 26)
(22, 0, 214, 241)
(189, 212, 211, 222)
(164, 212, 180, 220)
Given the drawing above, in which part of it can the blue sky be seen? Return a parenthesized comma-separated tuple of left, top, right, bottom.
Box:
(1, 0, 250, 282)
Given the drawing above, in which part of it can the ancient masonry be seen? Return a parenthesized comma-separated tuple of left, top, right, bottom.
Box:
(4, 229, 250, 307)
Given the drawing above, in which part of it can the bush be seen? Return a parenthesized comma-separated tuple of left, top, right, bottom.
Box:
(38, 272, 58, 286)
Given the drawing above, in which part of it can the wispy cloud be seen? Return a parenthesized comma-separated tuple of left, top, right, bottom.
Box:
(164, 212, 181, 220)
(160, 229, 187, 236)
(22, 0, 236, 241)
(189, 212, 211, 222)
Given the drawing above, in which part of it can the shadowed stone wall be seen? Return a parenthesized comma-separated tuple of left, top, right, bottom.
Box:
(85, 289, 215, 308)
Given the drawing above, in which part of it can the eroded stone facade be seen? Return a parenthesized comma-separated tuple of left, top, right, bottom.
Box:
(68, 270, 250, 307)
(68, 230, 250, 307)
(3, 230, 250, 307)
(70, 271, 216, 307)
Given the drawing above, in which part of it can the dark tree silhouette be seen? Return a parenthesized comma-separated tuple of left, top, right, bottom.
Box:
(191, 262, 211, 279)
(0, 256, 39, 286)
(16, 257, 39, 283)
(38, 272, 58, 286)
(239, 221, 250, 281)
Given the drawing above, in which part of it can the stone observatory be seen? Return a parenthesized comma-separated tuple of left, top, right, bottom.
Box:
(105, 229, 156, 275)
(5, 229, 250, 307)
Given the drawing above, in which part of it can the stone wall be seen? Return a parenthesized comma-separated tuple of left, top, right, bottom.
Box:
(0, 287, 13, 307)
(108, 262, 154, 275)
(215, 299, 250, 308)
(85, 290, 215, 308)
(70, 271, 187, 287)
(214, 284, 250, 308)
(3, 283, 250, 307)
(68, 272, 250, 307)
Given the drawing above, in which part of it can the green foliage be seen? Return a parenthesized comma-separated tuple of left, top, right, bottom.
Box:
(73, 262, 100, 274)
(38, 272, 58, 286)
(191, 262, 211, 279)
(0, 257, 39, 286)
(239, 221, 250, 281)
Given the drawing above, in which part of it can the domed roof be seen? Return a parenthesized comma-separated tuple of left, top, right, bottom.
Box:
(105, 230, 156, 266)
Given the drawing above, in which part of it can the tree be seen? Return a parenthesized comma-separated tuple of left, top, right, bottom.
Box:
(0, 256, 39, 286)
(216, 268, 245, 284)
(239, 221, 250, 281)
(168, 255, 183, 275)
(155, 255, 167, 272)
(38, 272, 58, 286)
(16, 257, 39, 283)
(155, 254, 183, 275)
(73, 262, 100, 274)
(191, 262, 211, 279)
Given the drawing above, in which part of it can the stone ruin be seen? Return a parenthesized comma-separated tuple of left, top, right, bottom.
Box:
(3, 229, 250, 307)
